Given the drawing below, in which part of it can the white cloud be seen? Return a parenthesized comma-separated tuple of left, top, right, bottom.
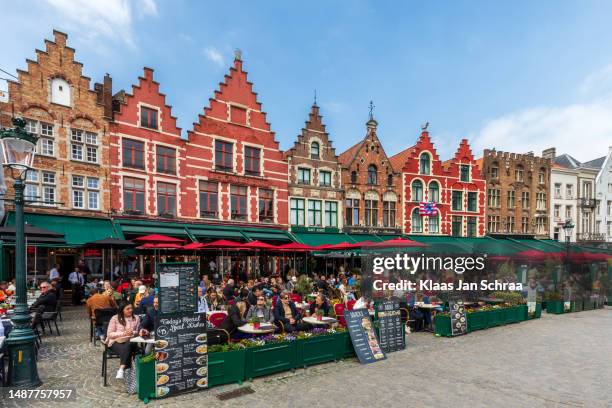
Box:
(473, 97, 612, 161)
(137, 0, 157, 17)
(580, 63, 612, 96)
(203, 47, 225, 67)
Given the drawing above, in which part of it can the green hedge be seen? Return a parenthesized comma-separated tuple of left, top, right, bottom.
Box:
(435, 305, 533, 337)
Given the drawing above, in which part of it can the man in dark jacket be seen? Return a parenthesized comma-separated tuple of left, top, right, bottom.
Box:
(273, 291, 308, 332)
(222, 279, 236, 301)
(29, 281, 57, 313)
(246, 285, 264, 309)
(218, 300, 247, 338)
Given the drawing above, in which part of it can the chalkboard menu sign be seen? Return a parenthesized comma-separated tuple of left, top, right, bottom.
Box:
(449, 301, 467, 336)
(375, 300, 405, 353)
(345, 309, 386, 364)
(157, 263, 198, 315)
(154, 313, 208, 398)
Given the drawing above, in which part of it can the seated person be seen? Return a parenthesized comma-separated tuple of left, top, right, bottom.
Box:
(307, 293, 330, 317)
(139, 296, 158, 353)
(246, 285, 264, 308)
(197, 287, 209, 314)
(245, 294, 274, 324)
(86, 288, 118, 340)
(273, 291, 308, 332)
(29, 281, 57, 313)
(206, 289, 226, 311)
(0, 281, 8, 302)
(105, 302, 141, 379)
(218, 300, 248, 339)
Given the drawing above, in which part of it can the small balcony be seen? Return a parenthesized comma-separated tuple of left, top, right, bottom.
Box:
(578, 198, 596, 208)
(576, 232, 605, 242)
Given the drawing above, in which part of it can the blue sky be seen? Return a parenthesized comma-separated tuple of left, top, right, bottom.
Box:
(2, 0, 612, 161)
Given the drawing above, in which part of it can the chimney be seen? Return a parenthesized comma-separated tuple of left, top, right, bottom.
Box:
(542, 147, 556, 159)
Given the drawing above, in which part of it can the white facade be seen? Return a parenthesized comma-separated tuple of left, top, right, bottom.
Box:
(550, 167, 578, 242)
(595, 146, 612, 242)
(576, 167, 599, 241)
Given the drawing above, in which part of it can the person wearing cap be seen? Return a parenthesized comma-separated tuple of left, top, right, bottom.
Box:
(133, 285, 148, 309)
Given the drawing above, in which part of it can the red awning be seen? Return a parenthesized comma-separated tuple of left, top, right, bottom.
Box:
(182, 242, 206, 250)
(201, 239, 245, 249)
(320, 241, 369, 250)
(516, 249, 551, 260)
(134, 234, 184, 243)
(136, 242, 182, 249)
(275, 242, 314, 252)
(241, 240, 277, 250)
(368, 237, 427, 248)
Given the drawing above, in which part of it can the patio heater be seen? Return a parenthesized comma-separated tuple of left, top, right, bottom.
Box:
(0, 117, 41, 387)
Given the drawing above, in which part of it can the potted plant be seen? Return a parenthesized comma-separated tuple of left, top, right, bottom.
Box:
(249, 317, 261, 329)
(294, 275, 312, 298)
(316, 309, 323, 321)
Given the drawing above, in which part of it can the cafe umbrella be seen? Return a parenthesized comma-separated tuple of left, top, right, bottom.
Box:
(134, 235, 185, 277)
(83, 237, 136, 281)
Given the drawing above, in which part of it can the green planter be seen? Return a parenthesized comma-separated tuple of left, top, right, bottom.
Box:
(571, 299, 583, 312)
(434, 314, 452, 337)
(337, 331, 355, 358)
(546, 300, 564, 314)
(516, 305, 528, 322)
(296, 335, 338, 368)
(527, 303, 542, 319)
(467, 310, 488, 331)
(136, 355, 156, 403)
(209, 349, 245, 387)
(487, 309, 501, 327)
(497, 307, 512, 324)
(583, 298, 594, 310)
(245, 341, 297, 380)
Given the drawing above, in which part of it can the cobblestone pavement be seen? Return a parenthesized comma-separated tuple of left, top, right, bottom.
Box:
(3, 307, 611, 408)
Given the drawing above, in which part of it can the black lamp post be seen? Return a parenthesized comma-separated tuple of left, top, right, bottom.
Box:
(0, 117, 41, 387)
(562, 218, 575, 277)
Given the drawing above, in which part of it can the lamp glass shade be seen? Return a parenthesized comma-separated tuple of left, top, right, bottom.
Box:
(1, 137, 36, 170)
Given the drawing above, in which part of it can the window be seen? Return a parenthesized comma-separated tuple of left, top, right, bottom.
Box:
(308, 200, 322, 226)
(452, 216, 463, 236)
(42, 172, 56, 206)
(582, 182, 592, 199)
(157, 182, 176, 217)
(123, 177, 145, 214)
(345, 198, 359, 226)
(522, 217, 530, 233)
(367, 165, 377, 185)
(71, 129, 98, 163)
(156, 146, 176, 174)
(72, 175, 99, 210)
(350, 171, 357, 184)
(258, 189, 274, 222)
(428, 215, 439, 233)
(215, 140, 233, 172)
(428, 182, 439, 202)
(554, 183, 562, 199)
(25, 170, 56, 206)
(297, 167, 311, 185)
(290, 198, 305, 226)
(521, 191, 530, 208)
(383, 201, 396, 227)
(452, 191, 463, 211)
(515, 166, 524, 182)
(325, 201, 338, 227)
(608, 183, 612, 194)
(565, 205, 572, 220)
(365, 199, 378, 227)
(140, 106, 158, 129)
(608, 200, 612, 215)
(538, 169, 546, 184)
(26, 120, 55, 157)
(24, 170, 40, 203)
(310, 142, 320, 159)
(244, 146, 261, 176)
(487, 189, 500, 208)
(230, 185, 247, 220)
(467, 192, 478, 212)
(419, 153, 430, 175)
(122, 139, 145, 169)
(460, 165, 470, 182)
(50, 77, 70, 106)
(536, 192, 546, 210)
(387, 174, 393, 186)
(507, 190, 515, 208)
(554, 205, 560, 219)
(506, 216, 515, 233)
(199, 181, 218, 218)
(489, 163, 499, 179)
(535, 217, 546, 234)
(412, 209, 423, 233)
(487, 215, 500, 233)
(412, 180, 423, 202)
(467, 217, 477, 237)
(566, 184, 573, 199)
(319, 171, 332, 187)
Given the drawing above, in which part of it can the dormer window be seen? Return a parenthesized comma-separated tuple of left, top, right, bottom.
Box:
(50, 78, 70, 106)
(419, 153, 431, 175)
(310, 142, 320, 159)
(140, 106, 158, 130)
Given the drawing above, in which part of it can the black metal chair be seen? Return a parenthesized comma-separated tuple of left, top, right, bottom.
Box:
(42, 301, 61, 335)
(93, 308, 117, 346)
(101, 343, 121, 387)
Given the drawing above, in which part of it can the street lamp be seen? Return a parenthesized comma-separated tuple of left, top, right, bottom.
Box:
(562, 218, 575, 273)
(0, 117, 41, 387)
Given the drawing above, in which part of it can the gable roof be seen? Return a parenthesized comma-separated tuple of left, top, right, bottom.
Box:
(553, 154, 581, 169)
(388, 146, 416, 171)
(582, 156, 605, 169)
(338, 140, 365, 166)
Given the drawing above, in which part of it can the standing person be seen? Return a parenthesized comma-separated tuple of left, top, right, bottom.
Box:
(69, 267, 84, 305)
(197, 287, 209, 314)
(49, 264, 60, 281)
(105, 302, 141, 379)
(78, 259, 91, 281)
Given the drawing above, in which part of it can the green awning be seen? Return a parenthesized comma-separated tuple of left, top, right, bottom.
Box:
(408, 235, 475, 253)
(293, 232, 351, 246)
(115, 220, 190, 239)
(242, 230, 292, 242)
(347, 234, 384, 243)
(4, 212, 121, 246)
(188, 227, 244, 240)
(509, 238, 564, 253)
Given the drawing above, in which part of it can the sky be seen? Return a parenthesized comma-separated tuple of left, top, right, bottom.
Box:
(2, 0, 612, 162)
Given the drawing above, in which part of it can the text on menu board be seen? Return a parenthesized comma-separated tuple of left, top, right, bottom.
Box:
(449, 300, 467, 336)
(376, 300, 405, 353)
(154, 313, 208, 398)
(345, 308, 386, 364)
(157, 263, 198, 315)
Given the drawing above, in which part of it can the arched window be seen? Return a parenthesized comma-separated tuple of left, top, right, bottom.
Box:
(428, 214, 439, 233)
(419, 153, 431, 175)
(310, 142, 320, 159)
(428, 181, 439, 202)
(50, 77, 70, 106)
(387, 174, 393, 186)
(367, 165, 377, 185)
(350, 171, 357, 184)
(412, 208, 423, 233)
(412, 180, 423, 201)
(538, 168, 546, 184)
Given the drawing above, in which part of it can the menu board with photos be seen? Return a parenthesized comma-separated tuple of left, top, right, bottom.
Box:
(154, 313, 208, 398)
(449, 300, 467, 336)
(375, 300, 405, 353)
(157, 263, 198, 315)
(345, 308, 386, 365)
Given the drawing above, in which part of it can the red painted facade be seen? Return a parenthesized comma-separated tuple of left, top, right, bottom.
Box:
(109, 68, 185, 218)
(181, 55, 288, 227)
(390, 129, 486, 236)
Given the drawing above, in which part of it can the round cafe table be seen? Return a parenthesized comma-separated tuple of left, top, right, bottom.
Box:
(130, 336, 156, 345)
(238, 323, 276, 335)
(302, 316, 337, 326)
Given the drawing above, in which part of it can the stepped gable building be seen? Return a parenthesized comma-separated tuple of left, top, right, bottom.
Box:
(390, 126, 486, 236)
(338, 114, 402, 235)
(109, 67, 185, 219)
(479, 149, 551, 237)
(284, 103, 343, 232)
(182, 51, 289, 230)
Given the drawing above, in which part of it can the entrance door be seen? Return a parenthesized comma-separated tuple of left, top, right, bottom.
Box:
(56, 255, 76, 289)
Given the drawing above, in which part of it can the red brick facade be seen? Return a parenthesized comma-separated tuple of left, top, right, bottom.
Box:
(390, 129, 486, 236)
(181, 55, 288, 227)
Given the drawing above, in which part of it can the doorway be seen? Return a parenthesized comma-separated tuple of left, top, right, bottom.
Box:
(56, 255, 76, 289)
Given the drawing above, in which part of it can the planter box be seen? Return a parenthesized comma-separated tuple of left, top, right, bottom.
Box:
(497, 307, 513, 324)
(583, 298, 594, 311)
(136, 355, 156, 403)
(209, 349, 245, 387)
(467, 311, 488, 331)
(546, 300, 564, 314)
(245, 341, 297, 380)
(296, 335, 338, 368)
(337, 331, 355, 358)
(487, 309, 501, 327)
(571, 299, 583, 312)
(516, 305, 528, 322)
(434, 314, 452, 337)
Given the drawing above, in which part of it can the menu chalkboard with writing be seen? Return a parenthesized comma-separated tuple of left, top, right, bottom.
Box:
(345, 309, 386, 365)
(154, 313, 208, 398)
(375, 300, 405, 353)
(449, 300, 467, 336)
(157, 263, 198, 316)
